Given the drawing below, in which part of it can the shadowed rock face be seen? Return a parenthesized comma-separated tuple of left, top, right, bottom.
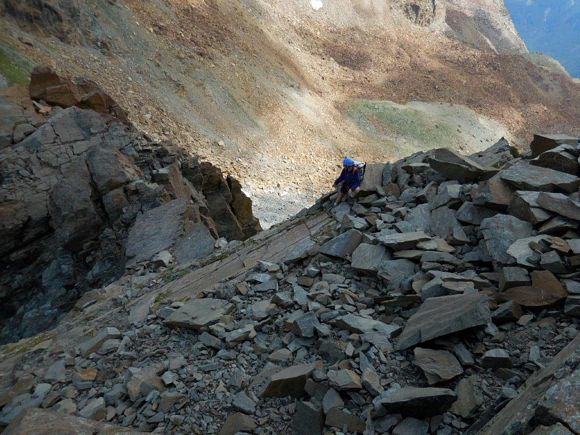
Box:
(0, 71, 260, 344)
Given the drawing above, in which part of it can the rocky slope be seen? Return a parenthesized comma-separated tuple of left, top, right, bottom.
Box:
(0, 0, 579, 226)
(0, 129, 578, 433)
(0, 69, 260, 344)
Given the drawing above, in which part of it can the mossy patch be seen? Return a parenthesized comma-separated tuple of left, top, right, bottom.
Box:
(0, 46, 34, 86)
(348, 99, 460, 154)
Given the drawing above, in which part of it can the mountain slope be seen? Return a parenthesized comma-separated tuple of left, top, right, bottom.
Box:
(0, 0, 578, 226)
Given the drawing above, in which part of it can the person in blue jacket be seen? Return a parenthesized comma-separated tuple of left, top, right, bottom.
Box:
(333, 157, 361, 205)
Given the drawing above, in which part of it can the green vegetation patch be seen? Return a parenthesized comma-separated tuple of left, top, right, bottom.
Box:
(0, 46, 34, 86)
(347, 99, 459, 154)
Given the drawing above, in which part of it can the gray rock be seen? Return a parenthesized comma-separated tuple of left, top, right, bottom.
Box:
(507, 236, 552, 267)
(322, 388, 344, 414)
(44, 360, 66, 383)
(397, 293, 491, 350)
(392, 417, 429, 435)
(456, 202, 497, 225)
(291, 312, 321, 338)
(377, 231, 431, 250)
(537, 192, 580, 221)
(125, 199, 191, 265)
(378, 259, 417, 290)
(260, 364, 315, 398)
(328, 369, 362, 391)
(413, 348, 463, 385)
(529, 423, 574, 435)
(530, 133, 579, 157)
(374, 387, 456, 418)
(165, 298, 233, 330)
(232, 391, 256, 415)
(325, 408, 365, 433)
(540, 251, 567, 274)
(450, 376, 482, 418)
(481, 349, 512, 369)
(428, 148, 497, 182)
(126, 366, 165, 401)
(531, 145, 579, 175)
(535, 367, 579, 433)
(173, 223, 215, 264)
(564, 296, 580, 318)
(78, 327, 121, 357)
(499, 267, 531, 291)
(78, 397, 106, 420)
(335, 314, 401, 337)
(508, 191, 553, 224)
(480, 214, 533, 264)
(430, 207, 469, 244)
(500, 160, 579, 193)
(292, 401, 323, 435)
(362, 368, 384, 397)
(351, 243, 389, 272)
(319, 229, 363, 259)
(219, 413, 257, 435)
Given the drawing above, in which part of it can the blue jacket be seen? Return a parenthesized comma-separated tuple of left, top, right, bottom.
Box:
(334, 168, 361, 189)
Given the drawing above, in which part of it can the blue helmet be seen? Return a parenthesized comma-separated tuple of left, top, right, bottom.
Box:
(343, 157, 354, 167)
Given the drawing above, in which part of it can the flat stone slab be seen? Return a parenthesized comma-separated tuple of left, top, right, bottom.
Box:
(500, 160, 579, 193)
(504, 270, 568, 307)
(126, 198, 190, 264)
(165, 298, 233, 330)
(335, 314, 401, 337)
(377, 231, 431, 250)
(374, 386, 457, 418)
(260, 364, 315, 398)
(351, 243, 389, 272)
(537, 192, 580, 221)
(413, 348, 463, 385)
(319, 229, 363, 259)
(428, 148, 497, 182)
(397, 293, 490, 350)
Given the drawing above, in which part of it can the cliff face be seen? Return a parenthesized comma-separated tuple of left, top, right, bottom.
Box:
(0, 69, 260, 344)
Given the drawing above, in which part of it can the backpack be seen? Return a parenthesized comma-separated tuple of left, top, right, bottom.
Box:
(352, 160, 366, 181)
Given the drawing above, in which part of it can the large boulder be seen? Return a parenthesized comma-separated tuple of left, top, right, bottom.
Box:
(397, 293, 491, 350)
(500, 160, 579, 193)
(428, 148, 498, 182)
(374, 387, 457, 418)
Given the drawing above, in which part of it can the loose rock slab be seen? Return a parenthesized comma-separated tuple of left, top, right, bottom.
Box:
(260, 364, 315, 398)
(165, 298, 233, 330)
(413, 348, 464, 385)
(374, 386, 457, 418)
(319, 229, 363, 259)
(500, 160, 579, 193)
(397, 293, 491, 350)
(504, 271, 568, 307)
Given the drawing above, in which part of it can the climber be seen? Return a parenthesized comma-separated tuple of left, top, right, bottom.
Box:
(333, 157, 362, 205)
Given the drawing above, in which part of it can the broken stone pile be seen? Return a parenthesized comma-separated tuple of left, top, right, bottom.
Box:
(1, 134, 578, 434)
(0, 68, 260, 344)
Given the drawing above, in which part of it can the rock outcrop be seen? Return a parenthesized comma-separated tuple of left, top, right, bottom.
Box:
(0, 71, 260, 344)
